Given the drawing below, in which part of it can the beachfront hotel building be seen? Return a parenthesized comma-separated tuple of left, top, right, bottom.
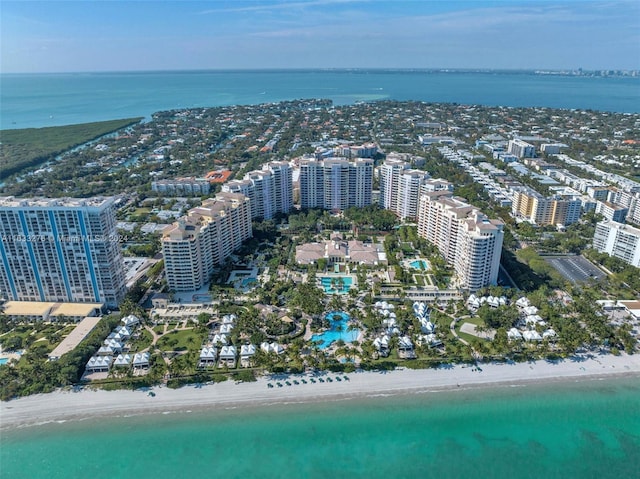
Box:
(378, 157, 452, 220)
(0, 196, 126, 308)
(511, 187, 582, 227)
(593, 219, 640, 267)
(417, 191, 504, 291)
(298, 158, 373, 211)
(222, 161, 293, 220)
(161, 193, 252, 292)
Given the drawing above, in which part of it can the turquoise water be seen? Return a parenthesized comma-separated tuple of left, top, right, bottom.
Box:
(320, 276, 353, 294)
(241, 278, 257, 288)
(1, 377, 639, 478)
(2, 70, 639, 129)
(410, 259, 429, 270)
(311, 311, 359, 349)
(0, 358, 8, 365)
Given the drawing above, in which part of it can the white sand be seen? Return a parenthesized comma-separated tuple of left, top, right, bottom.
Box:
(2, 352, 640, 430)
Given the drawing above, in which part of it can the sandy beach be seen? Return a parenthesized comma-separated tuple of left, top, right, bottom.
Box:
(2, 352, 640, 430)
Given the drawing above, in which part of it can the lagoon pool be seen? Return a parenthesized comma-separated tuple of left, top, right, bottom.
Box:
(409, 260, 429, 270)
(319, 276, 353, 294)
(311, 311, 360, 349)
(0, 358, 8, 366)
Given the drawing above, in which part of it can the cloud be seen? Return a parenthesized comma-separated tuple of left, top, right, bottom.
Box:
(198, 0, 368, 15)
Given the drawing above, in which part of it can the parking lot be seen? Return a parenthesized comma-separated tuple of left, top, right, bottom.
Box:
(544, 255, 606, 284)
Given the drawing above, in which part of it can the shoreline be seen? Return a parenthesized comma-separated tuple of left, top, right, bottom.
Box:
(2, 353, 640, 431)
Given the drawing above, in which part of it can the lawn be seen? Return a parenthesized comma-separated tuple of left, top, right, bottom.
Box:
(156, 329, 206, 352)
(128, 329, 154, 353)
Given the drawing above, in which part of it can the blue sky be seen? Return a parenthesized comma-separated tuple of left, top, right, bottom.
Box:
(2, 0, 639, 73)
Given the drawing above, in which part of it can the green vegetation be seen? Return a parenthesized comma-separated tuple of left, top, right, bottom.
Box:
(156, 329, 206, 352)
(0, 315, 121, 400)
(0, 117, 142, 180)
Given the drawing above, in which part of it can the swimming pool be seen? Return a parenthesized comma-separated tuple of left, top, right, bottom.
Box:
(241, 278, 257, 288)
(409, 260, 429, 270)
(0, 358, 8, 366)
(319, 276, 353, 294)
(311, 311, 360, 349)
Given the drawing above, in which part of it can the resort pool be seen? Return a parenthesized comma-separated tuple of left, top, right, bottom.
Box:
(320, 276, 353, 294)
(311, 311, 360, 349)
(241, 278, 257, 288)
(0, 358, 8, 366)
(409, 260, 429, 270)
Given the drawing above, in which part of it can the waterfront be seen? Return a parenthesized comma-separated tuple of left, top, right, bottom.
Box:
(2, 70, 639, 129)
(1, 373, 639, 479)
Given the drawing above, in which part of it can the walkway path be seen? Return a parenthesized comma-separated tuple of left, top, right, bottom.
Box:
(450, 319, 469, 346)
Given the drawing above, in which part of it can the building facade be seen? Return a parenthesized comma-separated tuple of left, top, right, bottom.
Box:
(417, 191, 504, 291)
(508, 139, 536, 158)
(0, 197, 125, 308)
(299, 158, 373, 211)
(162, 193, 252, 292)
(151, 177, 211, 196)
(222, 161, 293, 220)
(593, 219, 640, 267)
(512, 187, 581, 226)
(378, 157, 450, 220)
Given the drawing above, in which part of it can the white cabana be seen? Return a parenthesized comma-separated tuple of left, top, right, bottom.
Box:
(542, 329, 557, 339)
(398, 336, 414, 350)
(97, 345, 116, 356)
(212, 334, 228, 345)
(85, 355, 112, 373)
(523, 305, 539, 316)
(420, 318, 435, 334)
(113, 354, 131, 367)
(219, 345, 237, 359)
(199, 346, 217, 366)
(507, 328, 523, 340)
(515, 297, 530, 308)
(241, 344, 256, 357)
(525, 314, 544, 324)
(133, 352, 150, 369)
(418, 334, 442, 347)
(220, 324, 233, 334)
(121, 314, 141, 327)
(373, 335, 390, 351)
(222, 314, 236, 325)
(240, 344, 256, 367)
(260, 342, 284, 354)
(523, 330, 543, 342)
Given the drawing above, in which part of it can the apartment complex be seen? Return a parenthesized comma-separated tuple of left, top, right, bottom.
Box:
(593, 219, 640, 267)
(0, 197, 125, 308)
(511, 187, 581, 226)
(299, 158, 373, 211)
(417, 191, 504, 291)
(378, 157, 452, 220)
(222, 161, 293, 220)
(161, 193, 252, 292)
(508, 139, 536, 158)
(151, 177, 211, 196)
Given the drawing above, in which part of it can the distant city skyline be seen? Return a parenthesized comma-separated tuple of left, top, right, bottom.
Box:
(1, 0, 639, 73)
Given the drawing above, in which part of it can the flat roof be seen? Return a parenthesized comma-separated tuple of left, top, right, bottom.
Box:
(3, 301, 52, 316)
(51, 303, 103, 317)
(48, 316, 103, 360)
(3, 301, 103, 317)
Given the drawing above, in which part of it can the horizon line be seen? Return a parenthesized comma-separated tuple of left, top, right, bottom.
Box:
(2, 67, 638, 76)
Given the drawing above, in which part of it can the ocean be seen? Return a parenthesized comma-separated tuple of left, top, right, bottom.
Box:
(1, 70, 639, 130)
(2, 377, 639, 479)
